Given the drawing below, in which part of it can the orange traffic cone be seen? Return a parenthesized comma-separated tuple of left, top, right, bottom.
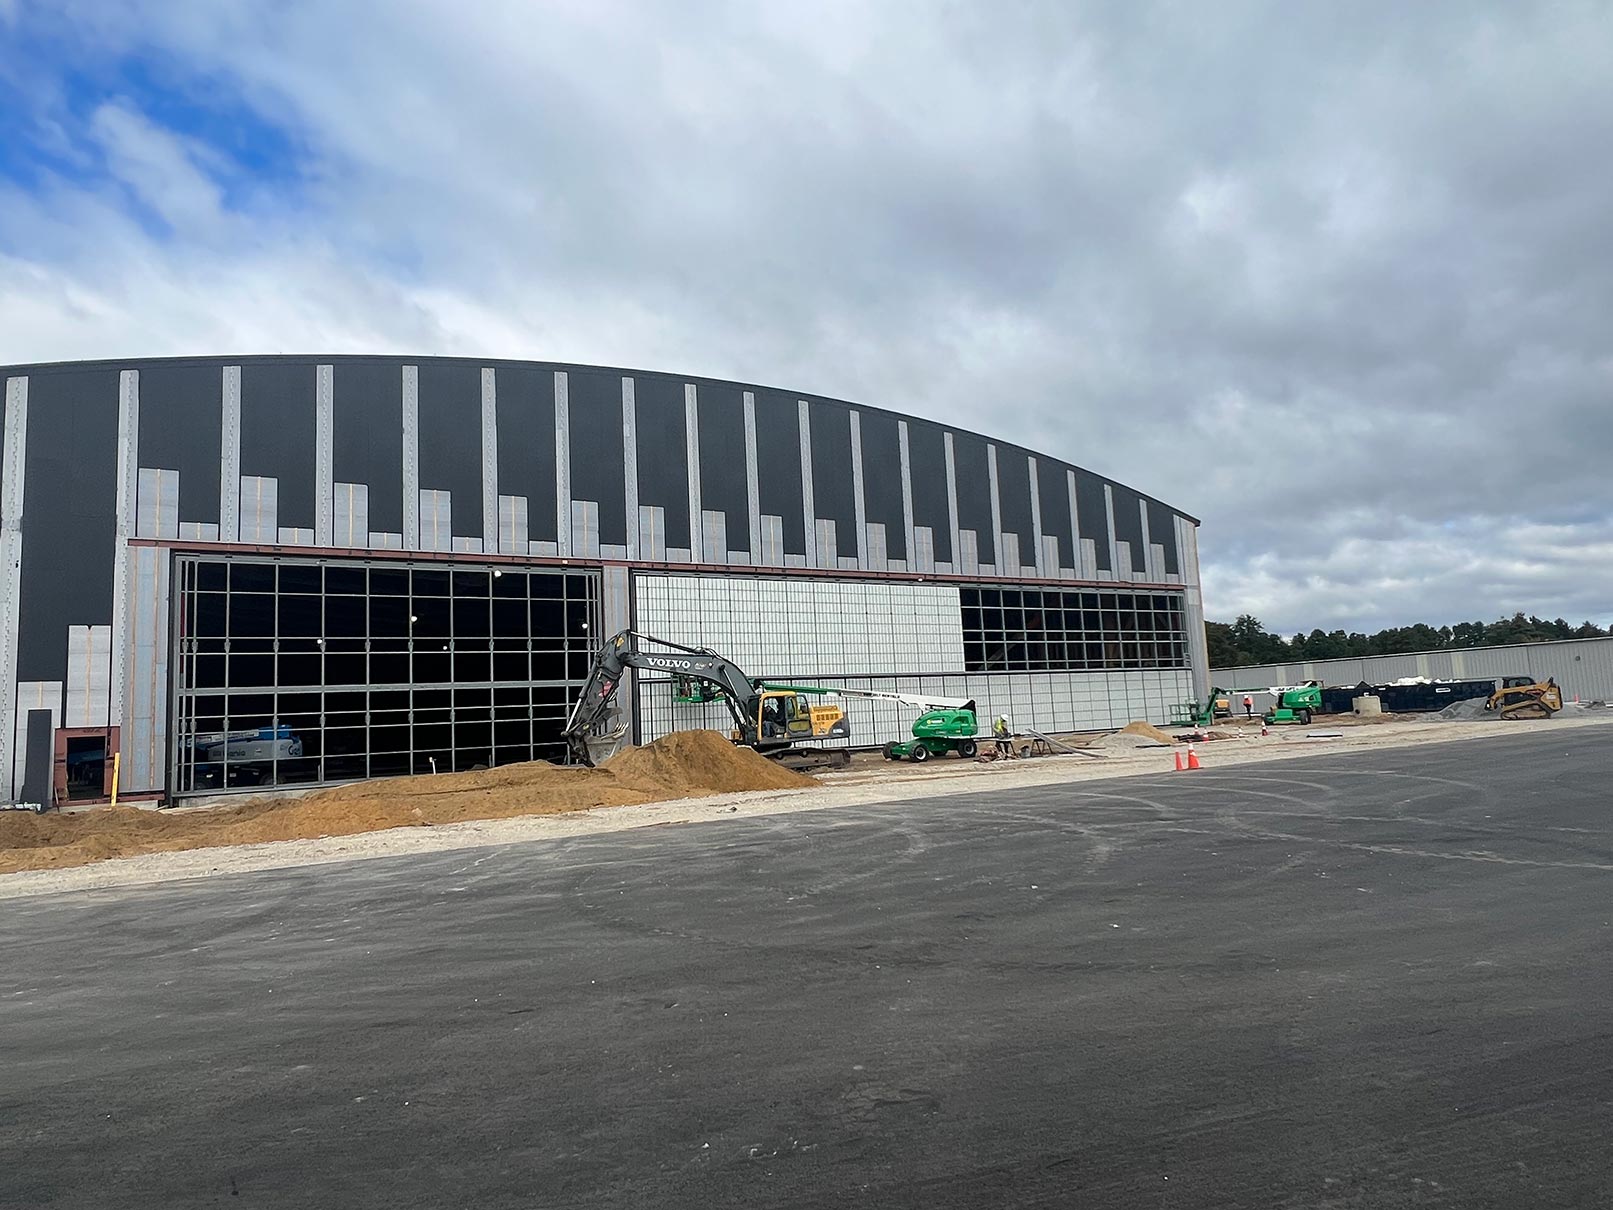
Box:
(1186, 744, 1202, 771)
(1174, 749, 1185, 771)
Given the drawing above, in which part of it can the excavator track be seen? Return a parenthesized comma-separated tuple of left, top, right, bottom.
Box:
(771, 747, 852, 772)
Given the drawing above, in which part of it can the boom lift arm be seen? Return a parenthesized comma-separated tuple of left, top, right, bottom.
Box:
(759, 684, 976, 713)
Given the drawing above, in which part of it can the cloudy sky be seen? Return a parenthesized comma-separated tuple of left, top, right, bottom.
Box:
(2, 1, 1609, 634)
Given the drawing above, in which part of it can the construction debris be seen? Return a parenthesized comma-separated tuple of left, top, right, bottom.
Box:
(0, 731, 813, 875)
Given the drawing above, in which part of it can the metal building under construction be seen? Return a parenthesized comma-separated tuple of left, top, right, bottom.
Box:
(0, 355, 1208, 805)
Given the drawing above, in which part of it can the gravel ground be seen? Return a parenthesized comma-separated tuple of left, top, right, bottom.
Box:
(4, 711, 1608, 900)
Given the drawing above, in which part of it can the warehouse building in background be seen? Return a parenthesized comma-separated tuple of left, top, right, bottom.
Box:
(0, 355, 1208, 805)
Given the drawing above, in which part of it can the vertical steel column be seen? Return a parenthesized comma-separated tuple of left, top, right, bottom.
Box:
(897, 420, 916, 569)
(480, 367, 499, 554)
(849, 410, 868, 570)
(684, 383, 702, 560)
(622, 377, 639, 562)
(743, 391, 761, 564)
(1027, 455, 1045, 577)
(219, 365, 241, 541)
(401, 365, 419, 551)
(986, 443, 1004, 572)
(554, 371, 571, 557)
(943, 432, 961, 569)
(1178, 516, 1210, 699)
(0, 377, 27, 799)
(315, 364, 334, 547)
(798, 399, 816, 567)
(110, 369, 139, 729)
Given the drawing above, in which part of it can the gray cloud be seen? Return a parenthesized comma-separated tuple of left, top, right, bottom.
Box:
(1, 0, 1610, 632)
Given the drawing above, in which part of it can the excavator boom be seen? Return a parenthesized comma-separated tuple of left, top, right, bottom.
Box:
(564, 630, 760, 765)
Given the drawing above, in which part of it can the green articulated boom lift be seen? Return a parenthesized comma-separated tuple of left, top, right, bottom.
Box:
(1263, 681, 1322, 725)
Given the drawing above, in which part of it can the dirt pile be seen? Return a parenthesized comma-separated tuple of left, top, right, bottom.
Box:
(0, 731, 815, 875)
(1088, 720, 1179, 749)
(1121, 720, 1178, 743)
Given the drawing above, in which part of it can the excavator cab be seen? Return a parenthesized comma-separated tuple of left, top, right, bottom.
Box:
(754, 691, 843, 743)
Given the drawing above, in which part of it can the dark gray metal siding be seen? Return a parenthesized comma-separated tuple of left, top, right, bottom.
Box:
(333, 360, 405, 534)
(808, 401, 857, 558)
(632, 375, 688, 545)
(1037, 456, 1073, 570)
(951, 433, 995, 565)
(752, 389, 805, 555)
(859, 410, 906, 561)
(995, 448, 1035, 555)
(137, 362, 221, 527)
(1111, 482, 1145, 572)
(492, 364, 556, 543)
(1075, 471, 1111, 571)
(566, 369, 627, 546)
(415, 361, 482, 537)
(1148, 498, 1180, 574)
(16, 367, 119, 681)
(695, 381, 748, 544)
(240, 361, 317, 530)
(906, 421, 952, 563)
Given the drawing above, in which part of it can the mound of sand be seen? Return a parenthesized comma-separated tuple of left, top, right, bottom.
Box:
(1088, 720, 1179, 749)
(0, 731, 815, 875)
(1120, 720, 1178, 743)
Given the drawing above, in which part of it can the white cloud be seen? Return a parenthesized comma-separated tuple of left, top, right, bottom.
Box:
(1, 1, 1611, 634)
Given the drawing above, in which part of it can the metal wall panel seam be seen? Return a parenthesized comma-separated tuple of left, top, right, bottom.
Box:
(849, 410, 868, 571)
(897, 420, 916, 568)
(684, 383, 702, 559)
(314, 364, 335, 546)
(401, 365, 419, 551)
(986, 444, 1004, 572)
(110, 370, 139, 729)
(1065, 469, 1085, 578)
(621, 377, 639, 562)
(1137, 497, 1153, 581)
(798, 399, 817, 566)
(480, 368, 499, 553)
(742, 391, 761, 563)
(219, 365, 241, 541)
(1027, 456, 1045, 578)
(554, 371, 571, 557)
(1102, 483, 1119, 578)
(0, 376, 27, 798)
(943, 432, 961, 567)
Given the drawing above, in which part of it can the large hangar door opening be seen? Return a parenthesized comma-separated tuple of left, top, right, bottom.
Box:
(169, 555, 599, 796)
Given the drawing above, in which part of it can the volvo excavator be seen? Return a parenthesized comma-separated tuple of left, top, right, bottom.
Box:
(563, 630, 853, 770)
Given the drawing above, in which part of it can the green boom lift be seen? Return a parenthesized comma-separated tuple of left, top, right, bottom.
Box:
(1263, 681, 1322, 725)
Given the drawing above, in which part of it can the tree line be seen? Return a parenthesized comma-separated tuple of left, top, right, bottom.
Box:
(1208, 612, 1610, 669)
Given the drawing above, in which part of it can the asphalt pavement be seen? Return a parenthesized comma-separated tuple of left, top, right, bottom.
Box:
(4, 728, 1612, 1208)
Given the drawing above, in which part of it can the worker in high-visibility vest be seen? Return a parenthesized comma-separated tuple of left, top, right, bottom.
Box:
(1242, 694, 1255, 719)
(993, 715, 1013, 758)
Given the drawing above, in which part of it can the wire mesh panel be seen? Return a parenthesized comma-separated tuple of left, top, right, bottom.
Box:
(170, 553, 600, 796)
